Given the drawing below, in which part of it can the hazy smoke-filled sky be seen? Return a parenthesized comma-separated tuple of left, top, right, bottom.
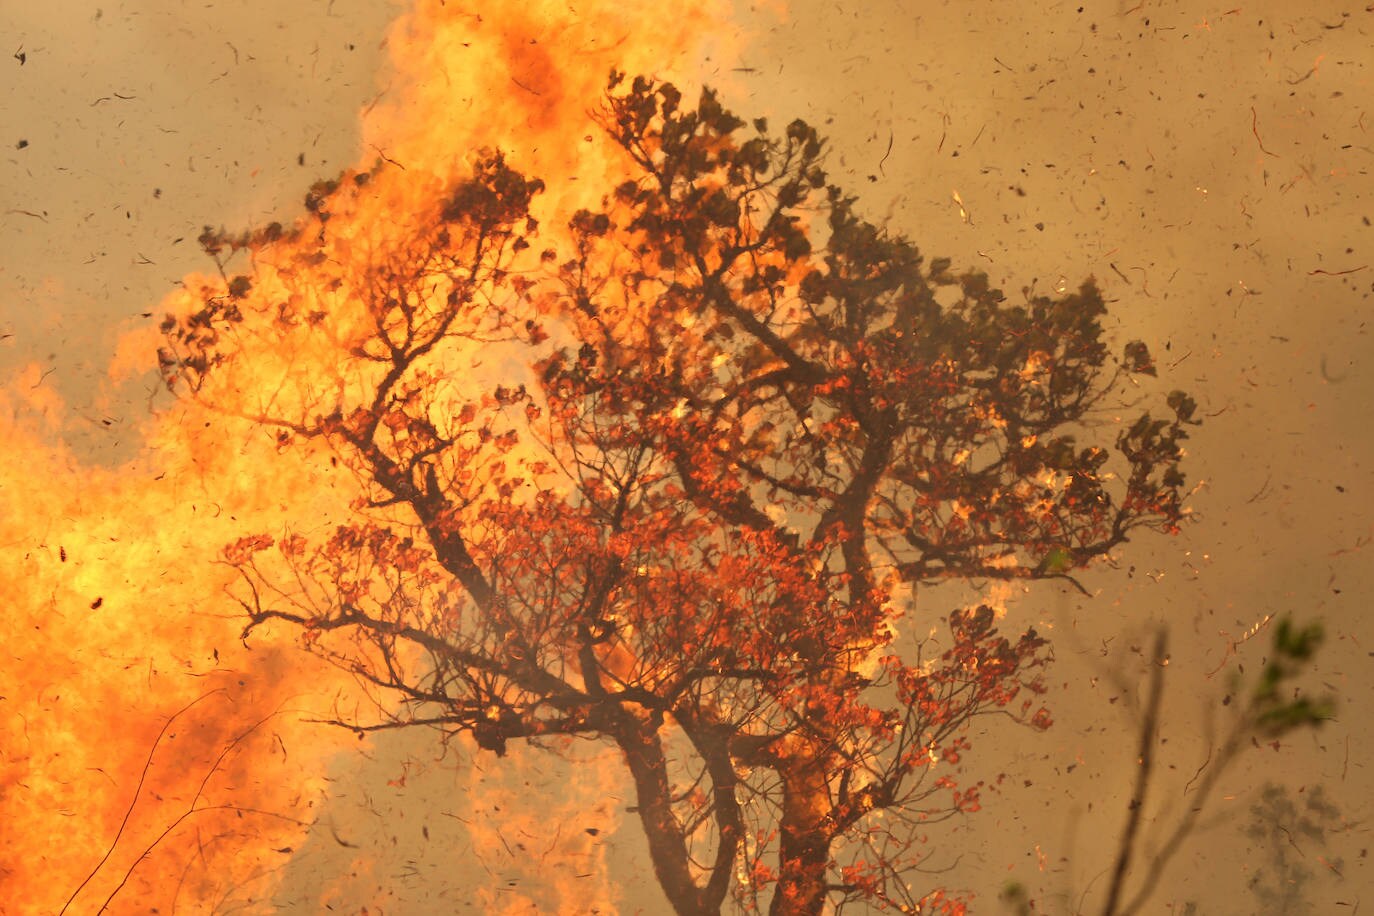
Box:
(3, 0, 1370, 912)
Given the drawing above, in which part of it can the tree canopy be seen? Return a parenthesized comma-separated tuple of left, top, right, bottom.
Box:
(161, 73, 1195, 915)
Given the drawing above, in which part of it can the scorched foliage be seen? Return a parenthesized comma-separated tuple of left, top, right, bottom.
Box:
(162, 74, 1195, 915)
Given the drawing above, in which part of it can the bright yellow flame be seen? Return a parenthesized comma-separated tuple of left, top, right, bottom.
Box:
(4, 0, 745, 910)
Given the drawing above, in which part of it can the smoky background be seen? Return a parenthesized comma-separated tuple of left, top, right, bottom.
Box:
(2, 0, 1368, 912)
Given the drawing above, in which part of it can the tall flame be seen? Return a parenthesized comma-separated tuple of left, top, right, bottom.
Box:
(3, 0, 743, 910)
(0, 379, 356, 912)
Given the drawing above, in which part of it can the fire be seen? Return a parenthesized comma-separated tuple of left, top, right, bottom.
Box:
(364, 0, 736, 217)
(0, 384, 355, 913)
(3, 0, 743, 911)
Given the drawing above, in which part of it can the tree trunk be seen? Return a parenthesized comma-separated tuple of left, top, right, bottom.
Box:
(618, 724, 712, 916)
(769, 753, 835, 916)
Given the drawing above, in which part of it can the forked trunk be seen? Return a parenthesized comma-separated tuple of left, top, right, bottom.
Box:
(619, 725, 714, 916)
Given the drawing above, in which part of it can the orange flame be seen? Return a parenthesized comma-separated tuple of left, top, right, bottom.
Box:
(0, 386, 356, 912)
(4, 0, 745, 910)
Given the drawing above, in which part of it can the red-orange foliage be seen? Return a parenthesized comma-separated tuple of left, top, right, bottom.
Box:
(162, 74, 1194, 915)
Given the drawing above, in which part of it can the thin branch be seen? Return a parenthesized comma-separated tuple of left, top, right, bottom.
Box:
(1100, 628, 1167, 916)
(95, 709, 282, 913)
(60, 689, 225, 915)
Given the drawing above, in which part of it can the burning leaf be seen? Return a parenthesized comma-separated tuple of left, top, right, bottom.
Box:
(1123, 340, 1156, 375)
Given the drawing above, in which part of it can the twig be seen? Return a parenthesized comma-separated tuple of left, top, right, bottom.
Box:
(1251, 107, 1279, 157)
(878, 130, 893, 176)
(1182, 744, 1212, 795)
(1308, 266, 1367, 277)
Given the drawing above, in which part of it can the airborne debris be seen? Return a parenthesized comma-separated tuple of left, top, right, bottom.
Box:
(90, 92, 136, 106)
(951, 188, 972, 224)
(1250, 106, 1279, 157)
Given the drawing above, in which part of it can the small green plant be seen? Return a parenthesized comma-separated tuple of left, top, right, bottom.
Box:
(1252, 618, 1335, 734)
(999, 880, 1035, 915)
(1092, 616, 1336, 916)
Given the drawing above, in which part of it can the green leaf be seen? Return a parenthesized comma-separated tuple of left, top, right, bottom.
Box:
(1037, 546, 1075, 575)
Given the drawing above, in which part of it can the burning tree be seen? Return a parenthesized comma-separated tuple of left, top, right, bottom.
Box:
(160, 74, 1194, 915)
